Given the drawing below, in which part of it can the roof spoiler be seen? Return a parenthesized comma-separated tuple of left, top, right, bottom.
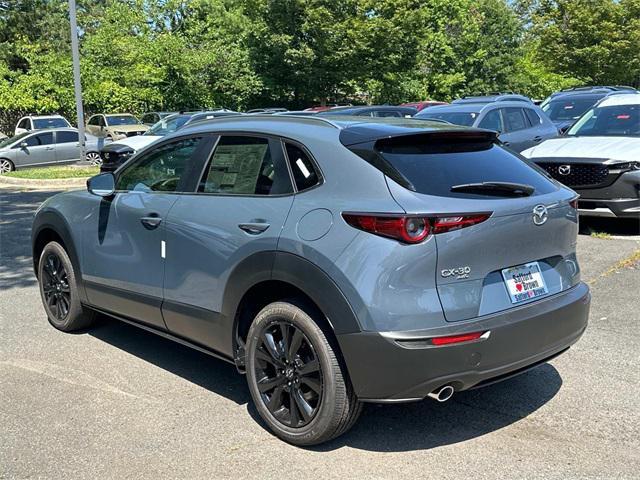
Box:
(340, 127, 498, 148)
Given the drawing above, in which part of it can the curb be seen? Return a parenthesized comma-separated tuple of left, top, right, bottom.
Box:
(0, 175, 88, 189)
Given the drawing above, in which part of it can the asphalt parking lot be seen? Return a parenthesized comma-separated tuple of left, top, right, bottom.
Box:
(1, 187, 639, 480)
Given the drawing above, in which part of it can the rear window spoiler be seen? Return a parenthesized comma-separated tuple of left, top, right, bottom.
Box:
(339, 127, 497, 148)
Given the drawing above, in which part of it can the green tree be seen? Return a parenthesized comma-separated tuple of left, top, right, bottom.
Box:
(517, 0, 640, 86)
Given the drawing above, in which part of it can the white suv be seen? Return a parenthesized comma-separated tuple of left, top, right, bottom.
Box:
(15, 115, 71, 136)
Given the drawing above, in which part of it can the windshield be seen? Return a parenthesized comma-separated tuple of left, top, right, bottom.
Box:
(145, 115, 191, 136)
(542, 98, 597, 122)
(33, 117, 70, 129)
(0, 132, 30, 148)
(106, 115, 140, 126)
(567, 104, 640, 137)
(416, 111, 478, 126)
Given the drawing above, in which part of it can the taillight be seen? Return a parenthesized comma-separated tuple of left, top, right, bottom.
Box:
(342, 215, 430, 244)
(342, 212, 490, 244)
(432, 214, 491, 234)
(569, 196, 579, 209)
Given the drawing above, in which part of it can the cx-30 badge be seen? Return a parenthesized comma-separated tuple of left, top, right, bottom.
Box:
(441, 266, 471, 279)
(532, 204, 548, 226)
(559, 165, 571, 175)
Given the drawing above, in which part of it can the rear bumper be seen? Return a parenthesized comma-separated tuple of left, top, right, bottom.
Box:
(337, 282, 590, 402)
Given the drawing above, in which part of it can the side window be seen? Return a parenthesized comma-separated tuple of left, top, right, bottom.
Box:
(24, 132, 54, 147)
(88, 116, 99, 126)
(98, 116, 106, 127)
(56, 131, 79, 144)
(524, 108, 542, 126)
(373, 110, 401, 118)
(116, 137, 203, 192)
(478, 109, 503, 131)
(18, 118, 29, 129)
(199, 136, 292, 195)
(285, 142, 320, 191)
(503, 108, 528, 132)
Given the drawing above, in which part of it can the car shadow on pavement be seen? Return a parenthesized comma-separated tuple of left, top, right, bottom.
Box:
(91, 313, 563, 452)
(89, 315, 251, 405)
(90, 315, 562, 452)
(309, 363, 562, 452)
(0, 188, 62, 291)
(579, 216, 640, 237)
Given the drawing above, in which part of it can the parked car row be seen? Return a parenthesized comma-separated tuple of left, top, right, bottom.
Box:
(5, 88, 640, 221)
(99, 109, 240, 171)
(522, 93, 640, 218)
(0, 128, 104, 174)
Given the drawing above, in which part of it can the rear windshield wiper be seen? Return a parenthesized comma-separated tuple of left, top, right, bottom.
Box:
(450, 181, 535, 197)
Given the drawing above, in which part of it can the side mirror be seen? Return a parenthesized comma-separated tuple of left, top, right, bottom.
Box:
(20, 141, 28, 149)
(559, 125, 571, 135)
(87, 172, 115, 197)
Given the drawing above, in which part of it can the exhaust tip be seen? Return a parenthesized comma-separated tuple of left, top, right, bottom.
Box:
(427, 385, 455, 402)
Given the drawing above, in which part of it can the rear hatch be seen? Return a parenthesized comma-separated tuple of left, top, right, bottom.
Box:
(374, 131, 581, 322)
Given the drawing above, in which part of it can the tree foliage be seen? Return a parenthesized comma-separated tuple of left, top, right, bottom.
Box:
(0, 0, 638, 133)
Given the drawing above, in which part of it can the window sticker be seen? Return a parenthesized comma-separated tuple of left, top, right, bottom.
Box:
(296, 158, 311, 178)
(208, 143, 268, 193)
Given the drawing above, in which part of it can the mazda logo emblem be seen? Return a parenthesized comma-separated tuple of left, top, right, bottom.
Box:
(532, 205, 548, 226)
(559, 164, 571, 175)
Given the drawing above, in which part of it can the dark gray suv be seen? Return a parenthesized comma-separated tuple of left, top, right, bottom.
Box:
(416, 101, 558, 152)
(32, 115, 590, 445)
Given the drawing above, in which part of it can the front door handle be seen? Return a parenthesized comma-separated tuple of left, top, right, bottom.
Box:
(238, 222, 270, 235)
(45, 146, 55, 150)
(140, 214, 162, 230)
(533, 136, 542, 142)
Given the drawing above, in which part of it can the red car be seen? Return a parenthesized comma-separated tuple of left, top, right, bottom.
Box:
(304, 104, 352, 112)
(401, 100, 448, 111)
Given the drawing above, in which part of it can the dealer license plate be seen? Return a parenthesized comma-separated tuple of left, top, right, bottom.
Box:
(501, 261, 549, 304)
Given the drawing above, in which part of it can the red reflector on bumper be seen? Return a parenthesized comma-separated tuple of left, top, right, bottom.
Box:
(431, 331, 485, 346)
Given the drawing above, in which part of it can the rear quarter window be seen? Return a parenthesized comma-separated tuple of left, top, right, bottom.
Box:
(524, 108, 542, 126)
(377, 138, 557, 198)
(284, 142, 320, 191)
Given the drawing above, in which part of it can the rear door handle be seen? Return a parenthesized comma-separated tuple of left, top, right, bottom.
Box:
(140, 214, 162, 230)
(45, 146, 55, 150)
(238, 222, 270, 235)
(533, 136, 542, 142)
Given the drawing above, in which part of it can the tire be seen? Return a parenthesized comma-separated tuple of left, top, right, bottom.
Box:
(0, 158, 14, 175)
(86, 151, 102, 166)
(246, 301, 361, 446)
(37, 241, 95, 332)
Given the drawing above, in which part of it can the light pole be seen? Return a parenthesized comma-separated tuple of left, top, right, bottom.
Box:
(68, 0, 86, 162)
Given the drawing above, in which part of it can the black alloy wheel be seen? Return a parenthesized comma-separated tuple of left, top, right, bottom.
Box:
(38, 241, 95, 332)
(253, 321, 323, 428)
(41, 252, 71, 321)
(246, 301, 361, 446)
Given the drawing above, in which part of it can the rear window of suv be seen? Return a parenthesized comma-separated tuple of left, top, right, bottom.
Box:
(375, 135, 556, 198)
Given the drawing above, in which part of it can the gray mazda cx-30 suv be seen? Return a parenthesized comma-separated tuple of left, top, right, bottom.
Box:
(32, 115, 590, 445)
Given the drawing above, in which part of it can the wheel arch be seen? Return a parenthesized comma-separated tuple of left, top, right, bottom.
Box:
(32, 211, 87, 303)
(224, 251, 362, 372)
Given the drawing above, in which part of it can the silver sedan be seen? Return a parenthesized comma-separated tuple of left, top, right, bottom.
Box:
(0, 128, 105, 174)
